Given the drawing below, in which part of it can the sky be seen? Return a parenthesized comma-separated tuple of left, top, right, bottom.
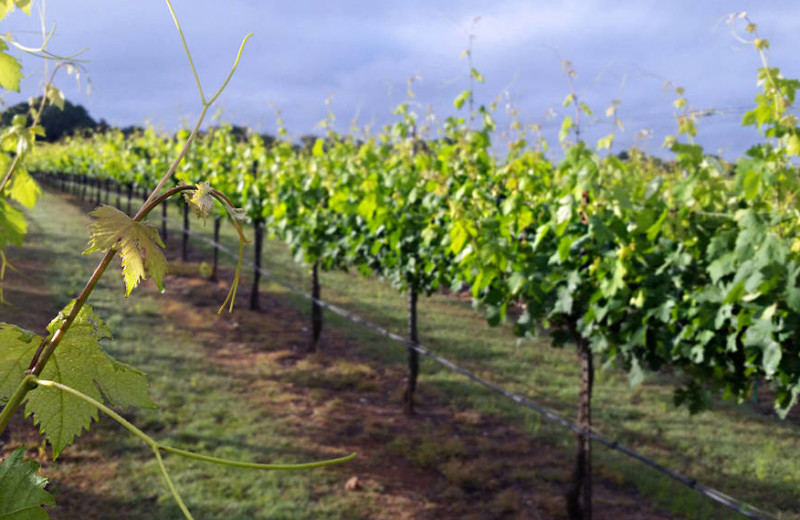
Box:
(3, 1, 800, 160)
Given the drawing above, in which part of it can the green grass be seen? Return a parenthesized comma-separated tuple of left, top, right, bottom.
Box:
(9, 191, 370, 519)
(168, 192, 800, 520)
(22, 181, 800, 519)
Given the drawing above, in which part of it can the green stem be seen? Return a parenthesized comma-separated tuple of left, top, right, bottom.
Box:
(31, 378, 355, 518)
(154, 447, 196, 520)
(163, 0, 206, 104)
(137, 105, 208, 214)
(0, 375, 35, 436)
(206, 33, 253, 107)
(27, 249, 116, 375)
(0, 63, 62, 195)
(160, 445, 356, 470)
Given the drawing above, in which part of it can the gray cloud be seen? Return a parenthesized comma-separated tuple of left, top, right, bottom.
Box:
(3, 0, 798, 159)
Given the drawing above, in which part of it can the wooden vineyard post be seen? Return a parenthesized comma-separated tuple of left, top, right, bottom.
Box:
(182, 198, 190, 262)
(565, 324, 594, 520)
(161, 202, 168, 244)
(116, 181, 121, 209)
(249, 218, 264, 310)
(81, 174, 87, 200)
(94, 178, 102, 206)
(310, 261, 322, 352)
(403, 289, 420, 415)
(126, 182, 134, 215)
(105, 179, 111, 205)
(210, 215, 221, 281)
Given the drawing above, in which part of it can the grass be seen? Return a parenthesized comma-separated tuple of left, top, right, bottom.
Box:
(166, 190, 800, 520)
(14, 180, 800, 519)
(4, 191, 371, 519)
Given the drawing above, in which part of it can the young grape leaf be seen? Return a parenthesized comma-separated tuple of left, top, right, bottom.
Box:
(7, 166, 41, 209)
(24, 302, 154, 458)
(0, 42, 22, 93)
(0, 323, 42, 403)
(0, 198, 27, 248)
(0, 447, 54, 520)
(185, 181, 214, 221)
(83, 205, 168, 296)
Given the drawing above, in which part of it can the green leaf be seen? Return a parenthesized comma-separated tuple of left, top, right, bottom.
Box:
(356, 193, 378, 221)
(557, 235, 572, 262)
(628, 358, 644, 388)
(185, 182, 214, 221)
(454, 90, 470, 110)
(559, 116, 573, 143)
(84, 205, 168, 296)
(0, 198, 27, 248)
(596, 134, 614, 150)
(470, 68, 485, 83)
(743, 318, 781, 376)
(45, 85, 65, 111)
(742, 170, 760, 200)
(786, 134, 800, 156)
(508, 271, 526, 295)
(0, 447, 54, 520)
(7, 167, 41, 209)
(0, 323, 42, 403)
(25, 303, 154, 457)
(312, 138, 325, 158)
(0, 46, 22, 92)
(449, 220, 470, 254)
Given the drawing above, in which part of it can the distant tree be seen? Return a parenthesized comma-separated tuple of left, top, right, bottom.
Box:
(1, 98, 97, 142)
(297, 134, 318, 153)
(121, 124, 145, 137)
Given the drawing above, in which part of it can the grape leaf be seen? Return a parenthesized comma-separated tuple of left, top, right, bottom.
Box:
(0, 41, 22, 92)
(0, 198, 27, 248)
(7, 166, 41, 209)
(24, 302, 155, 458)
(0, 447, 54, 520)
(0, 323, 42, 404)
(83, 205, 168, 296)
(185, 181, 214, 221)
(0, 0, 31, 20)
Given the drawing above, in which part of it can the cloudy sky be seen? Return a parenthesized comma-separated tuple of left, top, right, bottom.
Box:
(4, 1, 800, 160)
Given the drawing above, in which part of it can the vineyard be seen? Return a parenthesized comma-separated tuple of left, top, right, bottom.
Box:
(1, 2, 800, 520)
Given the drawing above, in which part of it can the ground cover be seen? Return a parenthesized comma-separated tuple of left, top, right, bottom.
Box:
(1, 187, 796, 518)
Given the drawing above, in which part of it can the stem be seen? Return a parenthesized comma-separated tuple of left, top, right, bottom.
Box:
(0, 375, 35, 436)
(33, 378, 358, 470)
(206, 34, 253, 107)
(26, 249, 116, 375)
(138, 104, 208, 214)
(160, 445, 356, 470)
(154, 447, 196, 520)
(163, 0, 206, 104)
(0, 62, 64, 194)
(26, 184, 197, 374)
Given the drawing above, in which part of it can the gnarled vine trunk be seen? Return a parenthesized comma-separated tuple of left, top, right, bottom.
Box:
(566, 330, 594, 520)
(249, 218, 264, 310)
(310, 261, 322, 352)
(403, 289, 420, 415)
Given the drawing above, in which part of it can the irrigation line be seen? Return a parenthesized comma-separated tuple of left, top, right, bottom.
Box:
(42, 175, 775, 520)
(165, 215, 773, 520)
